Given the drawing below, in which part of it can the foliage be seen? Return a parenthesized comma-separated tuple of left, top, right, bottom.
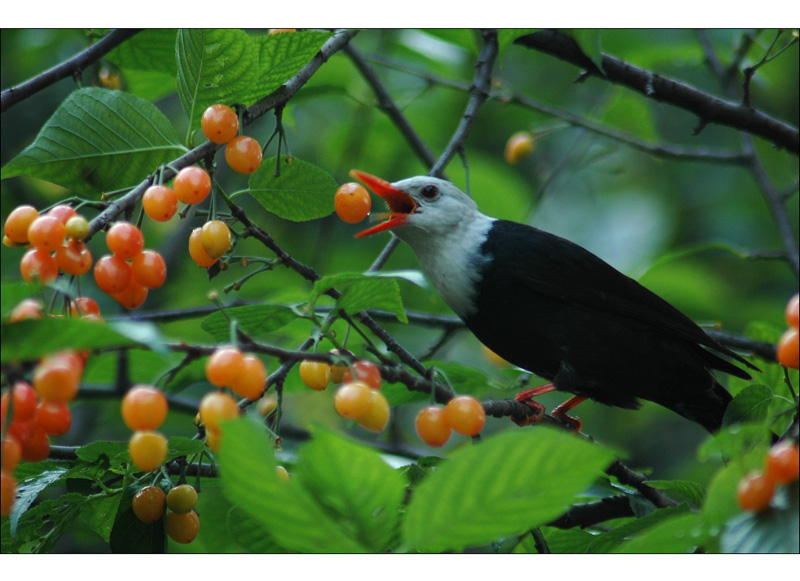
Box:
(0, 28, 798, 554)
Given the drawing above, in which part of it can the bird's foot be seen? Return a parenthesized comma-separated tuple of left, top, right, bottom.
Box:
(551, 396, 586, 433)
(511, 383, 555, 426)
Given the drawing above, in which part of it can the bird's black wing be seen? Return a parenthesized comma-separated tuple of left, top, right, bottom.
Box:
(485, 221, 756, 378)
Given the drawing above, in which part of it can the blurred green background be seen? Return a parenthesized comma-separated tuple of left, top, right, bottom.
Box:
(1, 29, 798, 552)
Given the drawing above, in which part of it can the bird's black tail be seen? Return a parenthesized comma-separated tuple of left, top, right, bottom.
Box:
(668, 380, 733, 432)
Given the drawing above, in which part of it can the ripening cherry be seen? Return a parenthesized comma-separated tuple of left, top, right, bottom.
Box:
(142, 185, 179, 222)
(342, 360, 382, 390)
(65, 215, 90, 241)
(21, 425, 50, 462)
(33, 352, 83, 403)
(1, 436, 22, 472)
(199, 391, 240, 433)
(4, 205, 39, 244)
(121, 385, 168, 431)
(334, 183, 371, 224)
(55, 240, 93, 276)
(112, 279, 148, 309)
(333, 382, 373, 420)
(189, 228, 219, 268)
(328, 350, 348, 384)
(357, 390, 391, 433)
(444, 395, 486, 437)
(415, 406, 452, 447)
(20, 248, 59, 284)
(504, 131, 534, 164)
(36, 401, 71, 437)
(230, 354, 267, 400)
(202, 104, 239, 144)
(205, 346, 245, 388)
(777, 329, 799, 369)
(166, 510, 199, 544)
(166, 484, 198, 514)
(128, 431, 168, 472)
(276, 466, 290, 481)
(200, 220, 231, 258)
(46, 204, 77, 225)
(71, 297, 101, 318)
(225, 136, 262, 174)
(27, 215, 66, 252)
(131, 250, 167, 289)
(737, 471, 774, 512)
(132, 486, 166, 523)
(765, 441, 799, 485)
(173, 167, 212, 205)
(786, 294, 799, 330)
(94, 255, 132, 294)
(299, 360, 330, 391)
(1, 381, 38, 424)
(257, 394, 278, 417)
(106, 222, 144, 260)
(9, 298, 43, 322)
(1, 470, 16, 516)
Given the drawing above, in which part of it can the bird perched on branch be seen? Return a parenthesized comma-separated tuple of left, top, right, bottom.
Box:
(350, 170, 758, 432)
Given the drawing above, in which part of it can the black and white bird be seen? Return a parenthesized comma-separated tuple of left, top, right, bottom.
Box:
(351, 170, 757, 432)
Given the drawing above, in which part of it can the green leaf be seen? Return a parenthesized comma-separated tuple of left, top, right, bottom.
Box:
(645, 480, 706, 507)
(721, 484, 800, 554)
(602, 91, 658, 142)
(109, 487, 166, 553)
(589, 503, 693, 553)
(0, 317, 141, 363)
(402, 428, 614, 552)
(76, 440, 130, 468)
(4, 493, 87, 554)
(1, 280, 41, 318)
(227, 506, 283, 553)
(1, 87, 184, 195)
(612, 513, 702, 553)
(10, 467, 69, 536)
(201, 304, 299, 342)
(423, 360, 502, 396)
(293, 428, 405, 552)
(697, 423, 771, 463)
(723, 384, 775, 425)
(570, 29, 604, 72)
(539, 527, 597, 553)
(219, 417, 374, 552)
(176, 29, 258, 133)
(242, 31, 333, 102)
(249, 156, 338, 222)
(81, 492, 124, 542)
(106, 29, 178, 74)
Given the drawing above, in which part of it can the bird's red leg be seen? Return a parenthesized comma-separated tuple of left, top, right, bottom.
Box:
(512, 383, 556, 426)
(550, 396, 586, 432)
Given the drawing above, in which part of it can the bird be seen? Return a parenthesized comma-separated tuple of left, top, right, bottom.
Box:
(350, 169, 758, 432)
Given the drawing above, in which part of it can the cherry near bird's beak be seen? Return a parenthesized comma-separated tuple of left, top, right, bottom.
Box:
(350, 170, 417, 238)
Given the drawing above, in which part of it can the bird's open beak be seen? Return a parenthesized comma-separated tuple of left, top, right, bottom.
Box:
(350, 170, 417, 238)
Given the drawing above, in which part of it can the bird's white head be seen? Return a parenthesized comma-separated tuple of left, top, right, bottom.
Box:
(351, 170, 482, 245)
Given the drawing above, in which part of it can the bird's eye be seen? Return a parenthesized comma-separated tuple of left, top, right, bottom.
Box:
(421, 185, 439, 200)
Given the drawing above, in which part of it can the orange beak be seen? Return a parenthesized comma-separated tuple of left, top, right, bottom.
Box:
(350, 170, 417, 238)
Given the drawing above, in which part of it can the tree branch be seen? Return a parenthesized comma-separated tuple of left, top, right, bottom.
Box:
(547, 495, 635, 529)
(514, 30, 799, 154)
(1, 29, 141, 113)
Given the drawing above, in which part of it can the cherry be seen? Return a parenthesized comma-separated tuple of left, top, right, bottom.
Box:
(20, 248, 59, 284)
(276, 465, 290, 481)
(1, 381, 39, 424)
(415, 405, 452, 447)
(4, 205, 39, 244)
(357, 390, 390, 433)
(299, 360, 330, 391)
(205, 346, 245, 388)
(27, 215, 65, 252)
(33, 352, 83, 403)
(777, 329, 799, 369)
(765, 441, 799, 485)
(106, 222, 144, 260)
(131, 249, 167, 289)
(174, 167, 211, 205)
(504, 131, 534, 164)
(142, 185, 178, 222)
(36, 401, 71, 436)
(225, 136, 262, 174)
(257, 394, 278, 417)
(65, 215, 90, 241)
(1, 470, 16, 516)
(328, 350, 348, 384)
(121, 385, 168, 431)
(737, 471, 774, 512)
(342, 360, 382, 390)
(166, 510, 199, 544)
(230, 354, 267, 400)
(786, 293, 799, 330)
(202, 104, 239, 144)
(72, 297, 101, 317)
(94, 254, 132, 294)
(132, 486, 166, 523)
(444, 395, 486, 436)
(21, 425, 50, 462)
(128, 431, 168, 472)
(1, 436, 22, 472)
(46, 204, 77, 225)
(199, 391, 240, 433)
(112, 279, 149, 309)
(334, 183, 371, 224)
(200, 220, 231, 258)
(189, 227, 219, 268)
(333, 382, 373, 420)
(55, 240, 93, 276)
(166, 484, 198, 514)
(9, 298, 43, 322)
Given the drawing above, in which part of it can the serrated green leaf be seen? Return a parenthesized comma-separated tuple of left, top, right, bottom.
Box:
(106, 29, 178, 74)
(242, 31, 333, 102)
(219, 417, 371, 552)
(309, 271, 422, 323)
(613, 512, 701, 553)
(76, 440, 129, 467)
(539, 526, 597, 553)
(697, 423, 771, 463)
(201, 304, 298, 342)
(723, 384, 775, 425)
(1, 87, 184, 195)
(227, 506, 283, 553)
(1, 280, 41, 318)
(293, 428, 405, 552)
(81, 492, 123, 542)
(589, 503, 693, 553)
(249, 156, 338, 222)
(10, 467, 69, 536)
(402, 428, 614, 552)
(646, 480, 706, 507)
(0, 317, 140, 364)
(176, 29, 258, 133)
(422, 360, 501, 395)
(5, 493, 87, 554)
